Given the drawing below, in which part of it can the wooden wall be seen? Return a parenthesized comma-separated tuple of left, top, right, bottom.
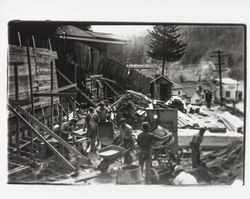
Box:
(8, 45, 59, 117)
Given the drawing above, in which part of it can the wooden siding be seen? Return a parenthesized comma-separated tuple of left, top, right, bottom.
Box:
(8, 45, 59, 116)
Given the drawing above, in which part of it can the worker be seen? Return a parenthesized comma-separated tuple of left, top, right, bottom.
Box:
(205, 89, 213, 109)
(172, 165, 198, 185)
(96, 101, 110, 122)
(189, 127, 206, 168)
(119, 118, 134, 164)
(60, 118, 77, 158)
(137, 122, 169, 184)
(83, 107, 98, 152)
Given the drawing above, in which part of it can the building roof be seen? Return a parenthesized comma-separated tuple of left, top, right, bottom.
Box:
(215, 77, 239, 85)
(150, 75, 174, 84)
(57, 25, 127, 45)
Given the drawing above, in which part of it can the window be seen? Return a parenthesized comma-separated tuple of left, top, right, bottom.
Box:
(225, 91, 231, 97)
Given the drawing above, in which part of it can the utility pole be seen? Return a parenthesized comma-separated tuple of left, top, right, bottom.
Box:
(210, 50, 227, 106)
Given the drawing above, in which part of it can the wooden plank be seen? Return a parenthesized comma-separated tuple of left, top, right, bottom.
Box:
(51, 84, 77, 94)
(9, 165, 30, 175)
(9, 45, 58, 59)
(33, 92, 77, 97)
(14, 105, 90, 165)
(8, 104, 76, 171)
(103, 80, 119, 96)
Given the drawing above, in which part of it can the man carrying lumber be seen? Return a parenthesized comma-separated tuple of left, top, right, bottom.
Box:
(83, 107, 98, 152)
(137, 122, 169, 184)
(189, 127, 206, 168)
(119, 118, 134, 164)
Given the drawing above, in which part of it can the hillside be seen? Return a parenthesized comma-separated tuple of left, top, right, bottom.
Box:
(124, 25, 245, 80)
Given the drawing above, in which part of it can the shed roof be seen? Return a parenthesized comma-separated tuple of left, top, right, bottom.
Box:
(150, 75, 174, 84)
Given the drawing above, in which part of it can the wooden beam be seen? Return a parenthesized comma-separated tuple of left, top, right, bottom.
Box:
(33, 92, 77, 97)
(51, 84, 77, 93)
(9, 99, 31, 106)
(100, 77, 117, 84)
(14, 105, 90, 165)
(103, 80, 119, 96)
(9, 166, 30, 176)
(13, 63, 20, 156)
(8, 104, 76, 171)
(50, 61, 54, 130)
(26, 39, 34, 148)
(56, 69, 96, 107)
(17, 32, 22, 47)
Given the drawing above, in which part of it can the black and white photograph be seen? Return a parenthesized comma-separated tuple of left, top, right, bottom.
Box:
(0, 0, 250, 199)
(6, 21, 246, 186)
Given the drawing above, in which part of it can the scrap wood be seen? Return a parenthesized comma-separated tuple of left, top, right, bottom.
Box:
(9, 165, 30, 175)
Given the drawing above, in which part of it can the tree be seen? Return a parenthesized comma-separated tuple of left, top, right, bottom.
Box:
(147, 25, 186, 75)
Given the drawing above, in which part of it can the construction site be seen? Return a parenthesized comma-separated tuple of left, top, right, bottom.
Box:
(7, 21, 245, 185)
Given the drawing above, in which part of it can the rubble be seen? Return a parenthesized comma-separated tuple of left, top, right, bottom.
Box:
(112, 90, 153, 129)
(200, 140, 244, 184)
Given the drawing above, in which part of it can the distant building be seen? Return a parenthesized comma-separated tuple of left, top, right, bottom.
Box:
(181, 81, 216, 105)
(214, 77, 243, 102)
(150, 75, 173, 101)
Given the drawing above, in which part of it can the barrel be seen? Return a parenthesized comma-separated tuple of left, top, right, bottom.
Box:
(116, 165, 142, 184)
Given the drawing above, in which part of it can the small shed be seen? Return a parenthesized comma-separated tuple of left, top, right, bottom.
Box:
(150, 75, 173, 101)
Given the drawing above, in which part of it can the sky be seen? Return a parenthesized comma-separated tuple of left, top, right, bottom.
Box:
(91, 25, 153, 38)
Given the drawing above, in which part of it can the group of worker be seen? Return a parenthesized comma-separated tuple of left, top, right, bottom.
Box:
(59, 99, 207, 185)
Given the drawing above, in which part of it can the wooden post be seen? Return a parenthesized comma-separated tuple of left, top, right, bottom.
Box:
(66, 102, 69, 122)
(26, 39, 35, 149)
(17, 32, 22, 47)
(59, 104, 63, 137)
(73, 63, 77, 118)
(14, 63, 20, 156)
(32, 35, 36, 48)
(217, 50, 223, 106)
(50, 61, 54, 129)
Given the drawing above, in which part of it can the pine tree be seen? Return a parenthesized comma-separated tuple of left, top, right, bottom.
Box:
(147, 25, 186, 75)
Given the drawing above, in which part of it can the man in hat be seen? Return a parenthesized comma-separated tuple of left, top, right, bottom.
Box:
(137, 122, 169, 184)
(189, 127, 206, 168)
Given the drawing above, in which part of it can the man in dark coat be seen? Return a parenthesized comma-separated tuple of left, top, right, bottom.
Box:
(189, 127, 206, 168)
(137, 122, 169, 184)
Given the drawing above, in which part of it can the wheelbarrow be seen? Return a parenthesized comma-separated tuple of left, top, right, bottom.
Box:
(97, 145, 130, 172)
(97, 122, 114, 146)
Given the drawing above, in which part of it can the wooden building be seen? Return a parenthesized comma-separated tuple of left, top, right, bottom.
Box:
(150, 75, 173, 101)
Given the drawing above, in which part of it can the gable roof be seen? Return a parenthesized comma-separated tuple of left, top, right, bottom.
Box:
(151, 75, 174, 84)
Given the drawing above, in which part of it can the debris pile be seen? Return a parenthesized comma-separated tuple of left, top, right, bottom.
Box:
(165, 96, 186, 112)
(200, 140, 244, 184)
(112, 90, 153, 129)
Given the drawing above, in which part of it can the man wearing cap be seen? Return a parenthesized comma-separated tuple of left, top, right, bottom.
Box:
(119, 118, 134, 164)
(137, 122, 169, 184)
(189, 127, 206, 168)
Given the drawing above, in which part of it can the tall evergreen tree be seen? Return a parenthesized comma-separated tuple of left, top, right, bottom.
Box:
(147, 25, 186, 75)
